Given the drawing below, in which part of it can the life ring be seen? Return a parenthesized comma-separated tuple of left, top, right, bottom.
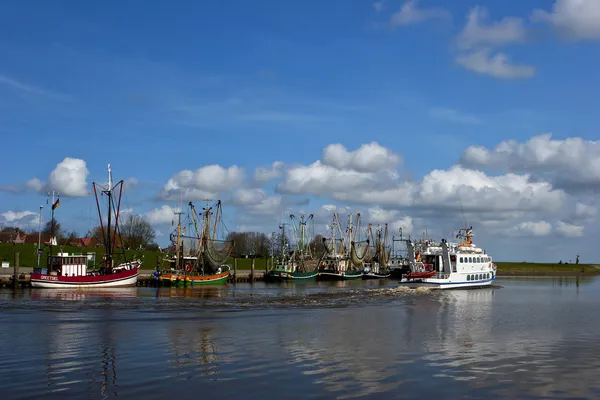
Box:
(185, 264, 191, 272)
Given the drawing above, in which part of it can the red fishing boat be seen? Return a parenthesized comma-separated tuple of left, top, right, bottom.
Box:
(31, 164, 141, 288)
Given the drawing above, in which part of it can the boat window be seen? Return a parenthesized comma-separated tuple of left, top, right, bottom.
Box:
(477, 257, 481, 263)
(459, 257, 463, 263)
(467, 275, 470, 281)
(469, 257, 473, 263)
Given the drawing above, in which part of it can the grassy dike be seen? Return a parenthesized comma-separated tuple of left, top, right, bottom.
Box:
(1, 243, 599, 275)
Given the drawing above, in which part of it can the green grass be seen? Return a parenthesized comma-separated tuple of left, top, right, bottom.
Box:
(0, 243, 272, 271)
(495, 261, 600, 275)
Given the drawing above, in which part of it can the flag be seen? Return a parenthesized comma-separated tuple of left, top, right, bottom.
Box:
(52, 198, 60, 210)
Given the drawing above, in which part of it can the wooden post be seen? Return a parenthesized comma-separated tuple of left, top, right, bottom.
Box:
(250, 257, 255, 283)
(13, 252, 19, 289)
(233, 258, 237, 283)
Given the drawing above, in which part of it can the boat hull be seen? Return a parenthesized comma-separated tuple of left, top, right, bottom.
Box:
(264, 270, 318, 282)
(31, 268, 139, 288)
(317, 270, 363, 281)
(398, 276, 495, 290)
(161, 271, 229, 286)
(362, 272, 391, 280)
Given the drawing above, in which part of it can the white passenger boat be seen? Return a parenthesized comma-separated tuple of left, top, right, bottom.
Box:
(398, 226, 497, 290)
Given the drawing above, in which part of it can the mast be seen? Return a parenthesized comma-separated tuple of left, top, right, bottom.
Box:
(174, 210, 183, 269)
(37, 205, 43, 267)
(106, 164, 112, 269)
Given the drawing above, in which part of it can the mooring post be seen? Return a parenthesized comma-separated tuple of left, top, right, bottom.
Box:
(250, 257, 255, 283)
(13, 252, 19, 289)
(233, 258, 237, 282)
(265, 257, 268, 274)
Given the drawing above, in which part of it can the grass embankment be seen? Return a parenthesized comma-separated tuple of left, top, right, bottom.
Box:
(0, 243, 267, 271)
(3, 244, 598, 275)
(495, 262, 600, 276)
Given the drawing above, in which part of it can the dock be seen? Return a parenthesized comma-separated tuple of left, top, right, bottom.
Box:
(0, 268, 265, 288)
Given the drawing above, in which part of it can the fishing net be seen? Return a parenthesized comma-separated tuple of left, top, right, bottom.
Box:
(203, 239, 233, 270)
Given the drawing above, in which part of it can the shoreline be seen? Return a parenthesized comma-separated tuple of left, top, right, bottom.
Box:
(496, 271, 600, 277)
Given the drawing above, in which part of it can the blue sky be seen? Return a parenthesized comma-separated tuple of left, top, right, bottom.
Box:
(1, 0, 599, 262)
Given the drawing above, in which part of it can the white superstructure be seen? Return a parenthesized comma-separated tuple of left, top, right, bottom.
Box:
(399, 226, 497, 290)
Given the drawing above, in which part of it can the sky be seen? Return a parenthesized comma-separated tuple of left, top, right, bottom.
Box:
(1, 0, 599, 262)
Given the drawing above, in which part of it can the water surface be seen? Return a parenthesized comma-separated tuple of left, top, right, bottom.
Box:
(1, 277, 599, 399)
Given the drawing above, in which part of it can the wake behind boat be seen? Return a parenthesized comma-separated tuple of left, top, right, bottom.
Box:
(398, 226, 497, 290)
(31, 164, 141, 288)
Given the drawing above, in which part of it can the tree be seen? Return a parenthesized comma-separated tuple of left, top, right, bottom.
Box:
(42, 218, 65, 240)
(1, 225, 24, 233)
(119, 214, 156, 249)
(226, 231, 270, 257)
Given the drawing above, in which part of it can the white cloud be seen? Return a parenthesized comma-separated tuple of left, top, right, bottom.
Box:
(146, 205, 181, 225)
(454, 7, 534, 79)
(232, 188, 282, 216)
(0, 210, 38, 229)
(459, 134, 600, 193)
(532, 0, 600, 40)
(48, 157, 89, 196)
(456, 6, 527, 50)
(429, 107, 482, 125)
(277, 161, 397, 195)
(1, 210, 36, 223)
(26, 178, 44, 192)
(161, 164, 245, 200)
(27, 157, 90, 197)
(373, 1, 385, 12)
(513, 221, 553, 237)
(389, 0, 451, 27)
(556, 221, 584, 237)
(390, 216, 414, 235)
(125, 177, 139, 188)
(455, 49, 536, 79)
(574, 202, 597, 220)
(253, 161, 284, 185)
(322, 142, 401, 173)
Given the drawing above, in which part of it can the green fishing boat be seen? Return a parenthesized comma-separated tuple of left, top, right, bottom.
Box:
(316, 212, 368, 281)
(264, 214, 318, 282)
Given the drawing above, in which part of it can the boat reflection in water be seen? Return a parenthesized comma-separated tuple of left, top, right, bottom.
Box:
(167, 327, 222, 380)
(31, 287, 138, 301)
(155, 286, 228, 299)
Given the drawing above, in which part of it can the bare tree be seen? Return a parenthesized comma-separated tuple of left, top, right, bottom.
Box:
(119, 214, 156, 249)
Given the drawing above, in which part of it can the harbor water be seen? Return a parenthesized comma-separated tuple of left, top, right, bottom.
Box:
(1, 277, 600, 399)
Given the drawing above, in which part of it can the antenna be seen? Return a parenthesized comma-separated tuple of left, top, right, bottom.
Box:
(459, 196, 468, 228)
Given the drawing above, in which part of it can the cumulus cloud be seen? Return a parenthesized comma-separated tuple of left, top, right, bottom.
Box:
(556, 221, 584, 237)
(161, 164, 245, 200)
(253, 161, 284, 185)
(574, 202, 597, 220)
(459, 134, 600, 193)
(513, 221, 553, 237)
(456, 6, 527, 50)
(26, 157, 90, 197)
(322, 142, 401, 173)
(26, 178, 44, 192)
(0, 210, 38, 228)
(389, 0, 451, 27)
(531, 0, 600, 40)
(454, 7, 534, 79)
(232, 188, 282, 216)
(455, 50, 535, 79)
(146, 205, 181, 225)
